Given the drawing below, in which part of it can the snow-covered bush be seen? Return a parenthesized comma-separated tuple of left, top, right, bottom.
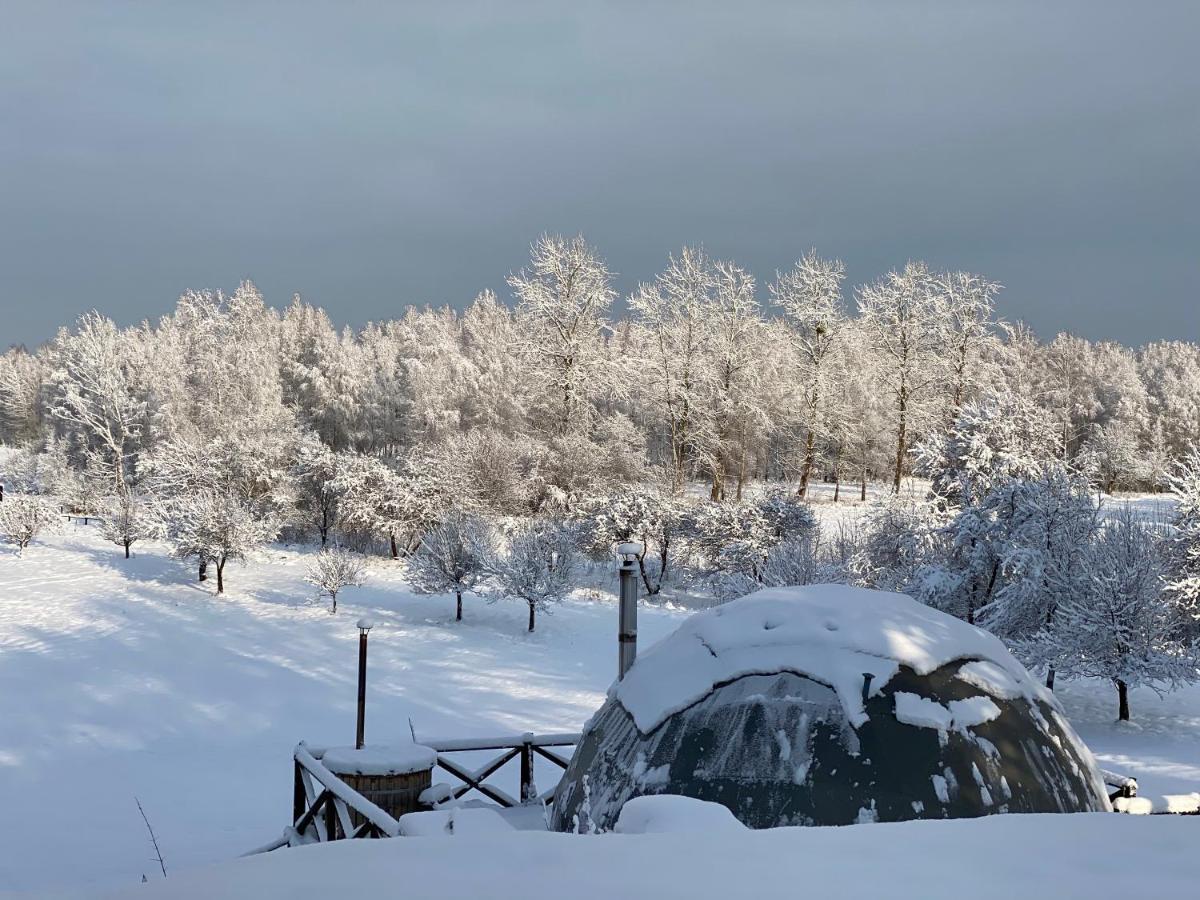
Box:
(579, 490, 684, 595)
(492, 518, 579, 632)
(1022, 506, 1197, 720)
(0, 494, 61, 556)
(305, 546, 367, 613)
(854, 496, 940, 593)
(100, 491, 157, 559)
(684, 491, 818, 589)
(407, 511, 494, 621)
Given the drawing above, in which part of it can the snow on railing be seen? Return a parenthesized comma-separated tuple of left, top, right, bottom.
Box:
(255, 731, 582, 854)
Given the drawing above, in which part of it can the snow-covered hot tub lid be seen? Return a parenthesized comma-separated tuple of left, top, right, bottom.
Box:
(322, 743, 437, 777)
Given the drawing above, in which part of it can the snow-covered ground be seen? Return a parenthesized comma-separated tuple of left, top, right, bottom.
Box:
(86, 813, 1200, 900)
(1, 521, 1198, 896)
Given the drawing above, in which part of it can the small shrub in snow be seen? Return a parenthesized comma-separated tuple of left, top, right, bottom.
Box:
(101, 492, 157, 559)
(0, 494, 61, 556)
(305, 546, 368, 613)
(492, 518, 578, 632)
(407, 511, 494, 621)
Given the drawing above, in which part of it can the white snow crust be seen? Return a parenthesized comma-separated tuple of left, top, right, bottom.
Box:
(613, 585, 1036, 732)
(321, 743, 437, 776)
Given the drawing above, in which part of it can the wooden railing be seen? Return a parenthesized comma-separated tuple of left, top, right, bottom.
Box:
(253, 731, 581, 853)
(419, 731, 581, 808)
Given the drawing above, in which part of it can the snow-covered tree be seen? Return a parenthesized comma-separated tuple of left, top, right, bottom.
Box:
(509, 235, 614, 436)
(1028, 507, 1197, 720)
(407, 511, 494, 621)
(101, 491, 156, 559)
(580, 489, 684, 595)
(0, 494, 61, 556)
(1164, 447, 1200, 631)
(292, 436, 347, 545)
(305, 546, 367, 613)
(916, 391, 1061, 510)
(163, 492, 279, 594)
(937, 270, 1000, 415)
(47, 312, 145, 492)
(772, 251, 846, 497)
(492, 518, 579, 632)
(856, 262, 949, 493)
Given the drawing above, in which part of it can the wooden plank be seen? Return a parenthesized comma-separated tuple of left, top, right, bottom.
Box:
(434, 750, 520, 808)
(294, 743, 402, 837)
(531, 744, 572, 769)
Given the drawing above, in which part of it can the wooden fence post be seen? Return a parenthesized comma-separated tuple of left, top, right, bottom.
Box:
(520, 733, 535, 803)
(293, 757, 305, 825)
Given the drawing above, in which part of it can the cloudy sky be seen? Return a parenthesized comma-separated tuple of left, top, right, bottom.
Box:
(1, 1, 1196, 348)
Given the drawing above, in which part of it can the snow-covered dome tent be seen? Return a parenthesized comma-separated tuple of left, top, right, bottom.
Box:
(551, 585, 1109, 832)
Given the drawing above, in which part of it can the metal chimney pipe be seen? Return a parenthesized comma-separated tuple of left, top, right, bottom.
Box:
(617, 542, 642, 680)
(355, 619, 373, 749)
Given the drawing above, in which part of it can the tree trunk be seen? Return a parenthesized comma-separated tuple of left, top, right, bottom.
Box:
(216, 559, 225, 594)
(893, 394, 907, 494)
(1045, 666, 1055, 690)
(798, 429, 816, 498)
(1117, 679, 1130, 721)
(861, 468, 868, 502)
(528, 601, 536, 633)
(456, 590, 463, 622)
(199, 559, 208, 582)
(124, 541, 131, 559)
(331, 593, 338, 614)
(390, 532, 399, 559)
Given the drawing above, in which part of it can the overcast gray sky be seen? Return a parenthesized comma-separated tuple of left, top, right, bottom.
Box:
(1, 1, 1197, 349)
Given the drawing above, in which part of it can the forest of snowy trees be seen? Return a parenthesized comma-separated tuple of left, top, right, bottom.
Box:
(1, 235, 1199, 717)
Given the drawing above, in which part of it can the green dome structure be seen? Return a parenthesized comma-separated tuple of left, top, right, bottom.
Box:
(552, 585, 1110, 832)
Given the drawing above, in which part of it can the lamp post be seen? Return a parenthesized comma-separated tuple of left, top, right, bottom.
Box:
(617, 542, 642, 681)
(355, 618, 373, 750)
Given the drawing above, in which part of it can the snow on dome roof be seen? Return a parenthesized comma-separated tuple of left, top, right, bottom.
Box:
(612, 584, 1044, 734)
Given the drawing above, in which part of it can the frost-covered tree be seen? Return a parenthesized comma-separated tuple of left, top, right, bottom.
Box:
(857, 262, 949, 493)
(305, 546, 367, 613)
(292, 436, 348, 545)
(772, 251, 846, 497)
(407, 511, 494, 621)
(1027, 507, 1197, 720)
(581, 490, 684, 595)
(509, 235, 614, 436)
(1164, 447, 1200, 630)
(916, 392, 1062, 510)
(1077, 421, 1146, 495)
(937, 270, 1000, 415)
(101, 491, 156, 559)
(492, 519, 579, 632)
(47, 312, 145, 492)
(0, 347, 45, 446)
(163, 492, 279, 594)
(0, 494, 61, 556)
(629, 247, 719, 494)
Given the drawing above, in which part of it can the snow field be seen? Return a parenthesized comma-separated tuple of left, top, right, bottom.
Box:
(1, 519, 1198, 896)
